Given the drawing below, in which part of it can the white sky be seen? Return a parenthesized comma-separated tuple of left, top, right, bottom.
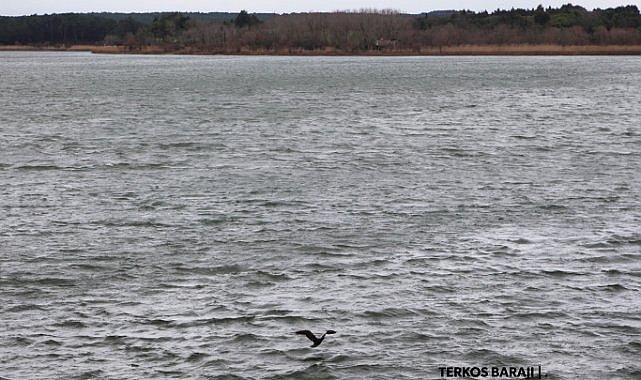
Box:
(1, 0, 639, 16)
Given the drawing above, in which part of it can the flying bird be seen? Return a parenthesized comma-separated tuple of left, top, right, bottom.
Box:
(295, 329, 336, 347)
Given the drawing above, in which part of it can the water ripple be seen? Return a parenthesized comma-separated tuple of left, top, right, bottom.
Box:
(1, 53, 640, 380)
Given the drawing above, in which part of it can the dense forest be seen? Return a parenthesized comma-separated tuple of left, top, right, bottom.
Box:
(1, 5, 640, 53)
(0, 12, 274, 45)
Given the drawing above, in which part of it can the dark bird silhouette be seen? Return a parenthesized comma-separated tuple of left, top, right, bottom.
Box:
(295, 329, 336, 347)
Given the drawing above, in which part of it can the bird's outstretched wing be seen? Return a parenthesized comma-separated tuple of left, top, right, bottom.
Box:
(295, 330, 318, 342)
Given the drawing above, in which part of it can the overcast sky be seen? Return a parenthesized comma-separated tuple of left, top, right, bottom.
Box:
(1, 0, 639, 16)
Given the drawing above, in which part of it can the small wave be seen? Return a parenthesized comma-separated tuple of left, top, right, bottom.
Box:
(174, 315, 257, 328)
(256, 314, 311, 323)
(397, 331, 442, 341)
(230, 333, 264, 344)
(326, 354, 351, 363)
(359, 308, 421, 319)
(306, 249, 356, 258)
(586, 150, 634, 155)
(538, 204, 568, 211)
(68, 263, 109, 271)
(422, 285, 455, 293)
(10, 336, 34, 346)
(78, 370, 104, 379)
(439, 147, 477, 157)
(608, 234, 641, 246)
(615, 368, 641, 379)
(42, 339, 62, 346)
(199, 217, 233, 225)
(476, 244, 517, 256)
(463, 348, 525, 366)
(104, 335, 127, 343)
(124, 342, 170, 354)
(179, 264, 245, 275)
(134, 318, 174, 327)
(156, 370, 185, 377)
(302, 262, 341, 272)
(259, 200, 307, 208)
(30, 277, 76, 287)
(115, 300, 142, 307)
(625, 341, 641, 353)
(582, 241, 610, 249)
(259, 348, 287, 357)
(253, 270, 292, 281)
(541, 269, 585, 277)
(6, 304, 45, 312)
(53, 320, 86, 329)
(92, 219, 174, 228)
(13, 164, 62, 171)
(270, 363, 337, 380)
(244, 279, 274, 288)
(103, 162, 173, 170)
(207, 374, 247, 380)
(186, 352, 209, 362)
(453, 318, 492, 328)
(511, 134, 537, 140)
(587, 322, 639, 334)
(159, 282, 205, 290)
(573, 329, 603, 338)
(581, 255, 617, 263)
(158, 141, 203, 150)
(591, 284, 632, 292)
(456, 326, 489, 335)
(509, 310, 570, 320)
(203, 315, 256, 325)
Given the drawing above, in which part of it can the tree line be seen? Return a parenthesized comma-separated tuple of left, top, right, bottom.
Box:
(1, 5, 640, 51)
(414, 4, 641, 46)
(0, 12, 272, 45)
(0, 13, 142, 45)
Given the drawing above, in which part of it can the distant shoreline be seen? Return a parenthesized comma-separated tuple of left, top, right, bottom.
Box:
(3, 44, 641, 56)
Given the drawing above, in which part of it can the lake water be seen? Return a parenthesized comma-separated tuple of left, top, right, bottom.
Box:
(1, 52, 640, 379)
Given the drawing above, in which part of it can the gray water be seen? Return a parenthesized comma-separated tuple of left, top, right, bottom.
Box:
(1, 52, 640, 379)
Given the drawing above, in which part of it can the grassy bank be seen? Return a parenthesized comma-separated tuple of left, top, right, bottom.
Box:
(3, 44, 641, 55)
(93, 44, 641, 55)
(0, 44, 97, 51)
(416, 44, 641, 55)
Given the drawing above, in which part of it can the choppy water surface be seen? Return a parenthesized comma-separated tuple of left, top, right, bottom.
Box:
(1, 52, 640, 379)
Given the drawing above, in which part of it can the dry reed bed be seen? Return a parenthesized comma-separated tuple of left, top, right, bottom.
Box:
(3, 44, 641, 55)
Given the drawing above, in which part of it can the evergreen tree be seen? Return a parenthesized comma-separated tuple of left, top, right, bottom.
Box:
(234, 10, 261, 28)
